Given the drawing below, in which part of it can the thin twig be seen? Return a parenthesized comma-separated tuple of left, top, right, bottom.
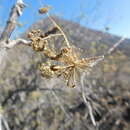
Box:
(48, 79, 70, 118)
(47, 13, 71, 48)
(91, 37, 126, 67)
(4, 39, 31, 49)
(2, 117, 10, 130)
(105, 37, 125, 56)
(81, 72, 96, 126)
(80, 37, 126, 126)
(51, 90, 70, 118)
(42, 33, 63, 41)
(0, 114, 2, 130)
(0, 114, 10, 130)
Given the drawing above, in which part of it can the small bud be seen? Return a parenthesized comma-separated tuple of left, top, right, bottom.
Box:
(38, 6, 51, 14)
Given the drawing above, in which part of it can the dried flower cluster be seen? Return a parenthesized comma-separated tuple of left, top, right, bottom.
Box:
(28, 30, 47, 51)
(27, 14, 103, 88)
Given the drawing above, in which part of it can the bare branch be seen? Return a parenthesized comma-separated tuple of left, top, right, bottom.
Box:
(79, 37, 126, 126)
(0, 107, 10, 130)
(90, 37, 126, 67)
(105, 37, 125, 55)
(0, 0, 26, 42)
(2, 116, 10, 130)
(0, 0, 28, 63)
(48, 79, 71, 119)
(81, 72, 97, 126)
(51, 90, 70, 118)
(4, 39, 31, 49)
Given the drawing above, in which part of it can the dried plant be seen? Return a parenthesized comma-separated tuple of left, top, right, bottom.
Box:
(26, 8, 126, 126)
(27, 9, 125, 89)
(28, 29, 103, 88)
(0, 2, 127, 129)
(28, 29, 47, 51)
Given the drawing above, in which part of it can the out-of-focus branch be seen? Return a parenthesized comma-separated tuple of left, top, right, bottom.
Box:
(0, 0, 30, 63)
(80, 37, 126, 126)
(90, 37, 126, 67)
(0, 107, 10, 130)
(0, 0, 26, 42)
(105, 37, 125, 56)
(81, 72, 97, 126)
(4, 39, 31, 49)
(2, 87, 64, 106)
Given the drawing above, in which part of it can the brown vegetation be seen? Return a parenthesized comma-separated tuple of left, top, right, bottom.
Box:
(0, 1, 130, 130)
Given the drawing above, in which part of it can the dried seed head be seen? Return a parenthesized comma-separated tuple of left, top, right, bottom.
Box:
(43, 48, 57, 59)
(27, 14, 105, 88)
(32, 38, 47, 51)
(38, 6, 51, 14)
(39, 63, 54, 78)
(27, 30, 48, 51)
(27, 30, 41, 39)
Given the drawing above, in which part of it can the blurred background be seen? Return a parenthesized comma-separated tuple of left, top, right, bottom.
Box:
(0, 0, 130, 130)
(1, 0, 130, 38)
